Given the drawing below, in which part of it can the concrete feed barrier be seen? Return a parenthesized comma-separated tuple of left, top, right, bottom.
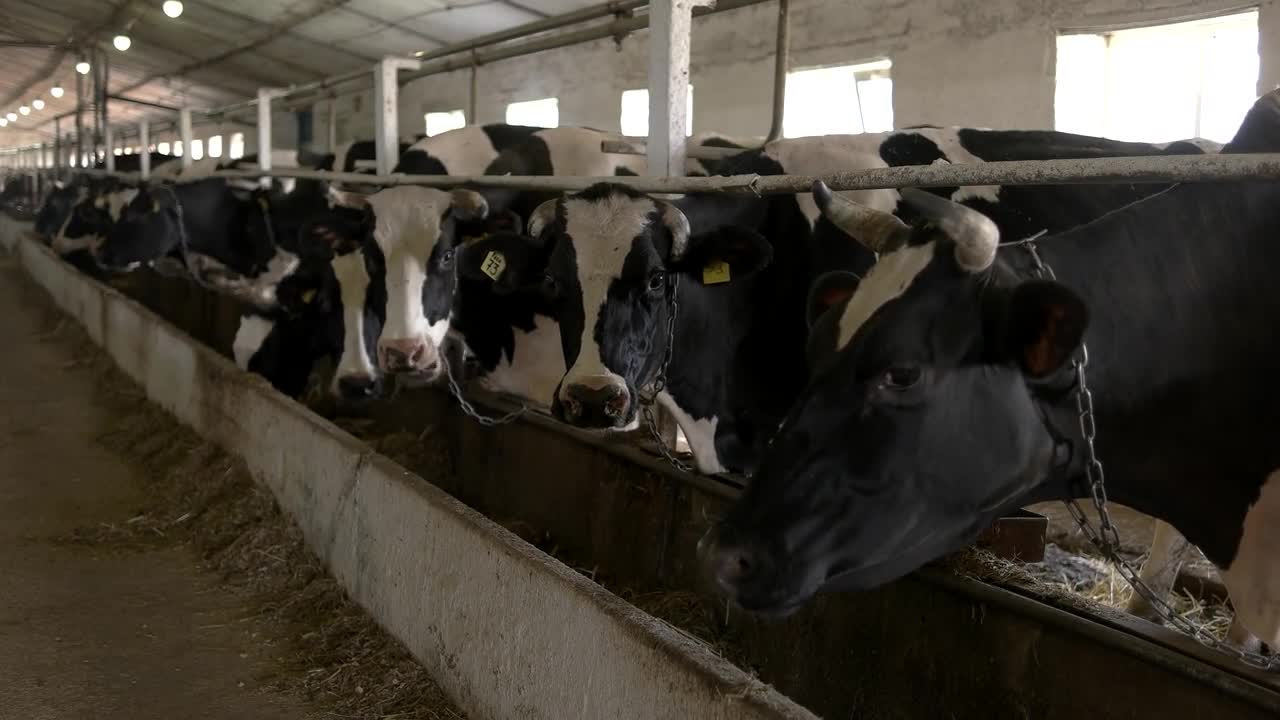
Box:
(0, 219, 817, 720)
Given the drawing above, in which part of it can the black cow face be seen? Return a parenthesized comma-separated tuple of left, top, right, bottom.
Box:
(95, 184, 182, 271)
(464, 183, 771, 431)
(36, 182, 80, 239)
(699, 191, 1089, 615)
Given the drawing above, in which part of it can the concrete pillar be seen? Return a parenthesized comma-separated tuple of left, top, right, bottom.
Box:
(646, 0, 711, 177)
(374, 57, 421, 175)
(139, 120, 150, 180)
(179, 108, 193, 168)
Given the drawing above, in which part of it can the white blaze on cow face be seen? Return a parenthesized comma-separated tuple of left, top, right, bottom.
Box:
(233, 315, 274, 370)
(366, 186, 454, 377)
(558, 192, 657, 416)
(836, 242, 937, 352)
(1221, 469, 1280, 648)
(330, 249, 378, 395)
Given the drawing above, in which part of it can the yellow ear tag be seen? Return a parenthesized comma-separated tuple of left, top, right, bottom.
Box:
(301, 288, 317, 304)
(702, 259, 731, 285)
(257, 196, 270, 211)
(480, 250, 506, 281)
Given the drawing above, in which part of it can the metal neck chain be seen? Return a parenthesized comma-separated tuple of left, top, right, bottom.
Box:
(1020, 239, 1276, 670)
(637, 273, 693, 473)
(437, 344, 527, 427)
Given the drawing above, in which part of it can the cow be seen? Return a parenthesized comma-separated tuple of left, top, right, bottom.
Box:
(697, 90, 1280, 654)
(459, 130, 1219, 475)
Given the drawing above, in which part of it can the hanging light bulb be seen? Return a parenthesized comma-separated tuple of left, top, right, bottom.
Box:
(5, 113, 15, 122)
(18, 106, 30, 116)
(113, 35, 131, 52)
(0, 119, 8, 128)
(31, 99, 44, 111)
(50, 85, 64, 98)
(76, 61, 91, 75)
(163, 1, 184, 19)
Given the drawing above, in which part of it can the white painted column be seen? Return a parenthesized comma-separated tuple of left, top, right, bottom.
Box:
(104, 127, 115, 171)
(139, 120, 150, 180)
(327, 97, 338, 151)
(179, 107, 193, 169)
(646, 0, 709, 177)
(374, 57, 421, 176)
(257, 88, 282, 187)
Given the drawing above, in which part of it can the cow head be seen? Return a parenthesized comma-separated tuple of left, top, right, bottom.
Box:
(290, 209, 387, 403)
(94, 182, 184, 271)
(460, 183, 771, 430)
(36, 181, 83, 240)
(326, 185, 489, 385)
(56, 181, 139, 261)
(699, 183, 1087, 615)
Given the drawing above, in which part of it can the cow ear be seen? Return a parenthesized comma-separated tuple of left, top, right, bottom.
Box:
(1004, 280, 1089, 378)
(673, 226, 773, 284)
(450, 188, 488, 222)
(806, 271, 861, 330)
(457, 232, 544, 295)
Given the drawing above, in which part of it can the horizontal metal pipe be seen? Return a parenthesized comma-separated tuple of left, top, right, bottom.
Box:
(182, 152, 1280, 194)
(107, 94, 181, 112)
(601, 139, 745, 160)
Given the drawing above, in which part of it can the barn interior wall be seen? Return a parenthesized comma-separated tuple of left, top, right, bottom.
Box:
(317, 0, 1280, 147)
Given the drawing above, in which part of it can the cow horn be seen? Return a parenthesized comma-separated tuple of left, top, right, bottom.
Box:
(812, 181, 909, 254)
(450, 188, 488, 221)
(528, 198, 558, 238)
(327, 186, 370, 210)
(659, 201, 690, 260)
(899, 188, 1000, 272)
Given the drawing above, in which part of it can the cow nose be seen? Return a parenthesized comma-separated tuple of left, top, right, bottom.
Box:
(707, 538, 767, 596)
(379, 339, 428, 372)
(560, 382, 631, 428)
(337, 374, 381, 400)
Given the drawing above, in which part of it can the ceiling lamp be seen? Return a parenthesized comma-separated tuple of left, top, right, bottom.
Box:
(5, 113, 15, 122)
(50, 85, 64, 98)
(113, 35, 131, 52)
(163, 1, 184, 19)
(0, 119, 7, 127)
(76, 61, 90, 75)
(18, 106, 30, 116)
(31, 99, 44, 110)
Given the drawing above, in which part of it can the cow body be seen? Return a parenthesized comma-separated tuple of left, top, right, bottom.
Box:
(700, 91, 1280, 651)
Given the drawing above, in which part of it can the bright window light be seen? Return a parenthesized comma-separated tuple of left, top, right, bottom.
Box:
(113, 148, 122, 156)
(505, 98, 559, 128)
(1055, 11, 1258, 143)
(206, 135, 222, 158)
(191, 138, 204, 160)
(424, 109, 466, 137)
(783, 60, 894, 138)
(157, 142, 171, 154)
(620, 86, 694, 137)
(173, 140, 184, 157)
(229, 132, 245, 159)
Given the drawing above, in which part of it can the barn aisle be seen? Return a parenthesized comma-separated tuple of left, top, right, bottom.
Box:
(0, 259, 311, 720)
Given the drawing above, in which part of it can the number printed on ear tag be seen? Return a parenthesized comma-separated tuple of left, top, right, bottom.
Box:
(481, 250, 506, 281)
(703, 259, 730, 285)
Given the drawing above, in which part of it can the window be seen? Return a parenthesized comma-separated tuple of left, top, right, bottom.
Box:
(123, 147, 134, 155)
(157, 142, 171, 155)
(425, 110, 466, 137)
(173, 140, 184, 157)
(191, 139, 204, 160)
(113, 148, 122, 156)
(207, 135, 223, 158)
(506, 98, 559, 128)
(1055, 11, 1258, 143)
(229, 133, 245, 159)
(783, 60, 893, 138)
(619, 86, 694, 137)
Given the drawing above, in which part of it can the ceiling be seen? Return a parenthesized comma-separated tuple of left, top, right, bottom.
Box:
(0, 0, 596, 147)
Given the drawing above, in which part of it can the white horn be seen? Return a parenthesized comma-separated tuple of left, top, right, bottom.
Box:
(450, 188, 488, 221)
(659, 201, 690, 260)
(900, 188, 999, 272)
(812, 181, 909, 254)
(528, 198, 558, 238)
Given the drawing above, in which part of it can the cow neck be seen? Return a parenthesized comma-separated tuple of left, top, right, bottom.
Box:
(1013, 179, 1280, 566)
(170, 179, 257, 275)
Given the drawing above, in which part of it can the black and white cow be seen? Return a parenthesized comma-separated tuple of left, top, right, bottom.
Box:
(461, 130, 1219, 475)
(698, 91, 1280, 653)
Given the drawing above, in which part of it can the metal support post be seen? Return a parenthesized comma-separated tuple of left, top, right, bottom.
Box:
(53, 117, 61, 181)
(469, 63, 479, 123)
(646, 0, 709, 177)
(139, 120, 150, 180)
(179, 107, 194, 168)
(105, 127, 115, 171)
(765, 0, 790, 142)
(327, 97, 338, 150)
(257, 88, 283, 186)
(75, 62, 85, 167)
(374, 57, 421, 176)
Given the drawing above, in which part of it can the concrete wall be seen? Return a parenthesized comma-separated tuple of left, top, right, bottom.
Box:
(330, 0, 1280, 142)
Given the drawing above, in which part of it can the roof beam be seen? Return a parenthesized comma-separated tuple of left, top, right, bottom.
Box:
(176, 0, 380, 64)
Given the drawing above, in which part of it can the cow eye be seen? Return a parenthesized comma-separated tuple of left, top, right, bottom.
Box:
(881, 366, 922, 390)
(439, 248, 455, 268)
(648, 271, 666, 293)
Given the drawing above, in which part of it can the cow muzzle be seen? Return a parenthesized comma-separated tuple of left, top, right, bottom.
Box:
(336, 373, 383, 402)
(697, 525, 797, 616)
(377, 337, 442, 380)
(556, 377, 632, 429)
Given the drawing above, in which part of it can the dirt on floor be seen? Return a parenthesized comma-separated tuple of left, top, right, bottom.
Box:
(5, 262, 464, 720)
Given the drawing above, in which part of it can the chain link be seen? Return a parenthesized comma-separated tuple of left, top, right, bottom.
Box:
(636, 273, 694, 473)
(1020, 238, 1276, 670)
(437, 345, 527, 427)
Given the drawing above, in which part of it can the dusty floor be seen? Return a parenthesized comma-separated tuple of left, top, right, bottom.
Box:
(0, 262, 317, 717)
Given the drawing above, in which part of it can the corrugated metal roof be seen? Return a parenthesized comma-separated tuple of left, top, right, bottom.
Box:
(0, 0, 595, 147)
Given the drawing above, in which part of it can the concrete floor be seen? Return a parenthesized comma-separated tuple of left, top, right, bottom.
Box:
(0, 259, 311, 719)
